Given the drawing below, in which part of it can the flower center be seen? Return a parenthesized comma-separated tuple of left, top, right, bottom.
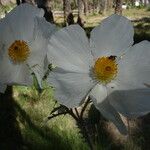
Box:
(93, 56, 118, 84)
(8, 40, 30, 63)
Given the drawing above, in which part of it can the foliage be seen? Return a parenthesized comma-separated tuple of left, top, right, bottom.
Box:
(0, 3, 15, 15)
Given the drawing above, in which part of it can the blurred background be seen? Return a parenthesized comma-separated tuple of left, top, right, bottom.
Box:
(0, 0, 150, 150)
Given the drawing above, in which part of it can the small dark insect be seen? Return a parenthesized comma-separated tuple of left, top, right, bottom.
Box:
(108, 55, 117, 60)
(14, 46, 19, 50)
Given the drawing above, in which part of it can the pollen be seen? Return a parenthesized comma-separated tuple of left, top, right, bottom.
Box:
(8, 40, 30, 63)
(93, 56, 118, 84)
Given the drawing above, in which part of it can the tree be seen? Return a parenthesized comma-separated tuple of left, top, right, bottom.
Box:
(99, 0, 107, 15)
(63, 0, 74, 25)
(16, 0, 21, 5)
(36, 0, 54, 23)
(63, 0, 71, 20)
(77, 0, 83, 16)
(77, 0, 84, 27)
(115, 0, 123, 15)
(107, 0, 113, 11)
(16, 0, 35, 5)
(67, 13, 75, 25)
(82, 0, 88, 15)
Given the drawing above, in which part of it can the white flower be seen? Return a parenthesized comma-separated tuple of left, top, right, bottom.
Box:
(47, 14, 150, 134)
(0, 3, 56, 86)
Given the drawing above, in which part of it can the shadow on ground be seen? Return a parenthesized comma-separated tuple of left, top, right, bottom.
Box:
(0, 87, 74, 150)
(133, 17, 150, 43)
(0, 86, 23, 150)
(84, 16, 150, 43)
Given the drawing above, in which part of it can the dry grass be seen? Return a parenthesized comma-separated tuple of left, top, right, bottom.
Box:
(54, 8, 150, 28)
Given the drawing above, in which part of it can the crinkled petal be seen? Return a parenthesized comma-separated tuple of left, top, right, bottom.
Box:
(90, 14, 134, 57)
(33, 17, 57, 39)
(0, 54, 32, 85)
(89, 84, 127, 134)
(117, 41, 150, 89)
(28, 17, 56, 67)
(109, 89, 150, 118)
(106, 41, 150, 118)
(90, 85, 127, 134)
(0, 4, 44, 62)
(0, 18, 14, 49)
(4, 3, 44, 41)
(47, 67, 96, 108)
(27, 17, 56, 87)
(90, 84, 108, 104)
(0, 4, 45, 86)
(47, 25, 93, 73)
(97, 100, 127, 135)
(12, 64, 32, 85)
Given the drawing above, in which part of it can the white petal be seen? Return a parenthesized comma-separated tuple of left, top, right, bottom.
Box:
(109, 88, 150, 118)
(118, 41, 150, 89)
(12, 64, 32, 85)
(89, 84, 127, 134)
(90, 14, 134, 57)
(28, 17, 49, 67)
(31, 65, 44, 88)
(13, 65, 32, 86)
(33, 17, 57, 39)
(0, 18, 14, 48)
(90, 84, 107, 104)
(27, 17, 55, 86)
(3, 3, 44, 41)
(0, 54, 32, 85)
(0, 84, 7, 93)
(47, 67, 96, 108)
(28, 16, 56, 66)
(47, 25, 93, 73)
(43, 55, 49, 72)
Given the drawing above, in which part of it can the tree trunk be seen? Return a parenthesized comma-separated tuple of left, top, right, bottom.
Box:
(16, 0, 21, 5)
(92, 0, 95, 14)
(36, 0, 54, 23)
(82, 0, 88, 15)
(131, 0, 135, 6)
(73, 0, 77, 7)
(16, 0, 35, 5)
(99, 0, 107, 15)
(77, 0, 84, 27)
(67, 13, 75, 25)
(22, 0, 35, 4)
(115, 0, 122, 15)
(63, 0, 73, 25)
(107, 0, 112, 11)
(77, 15, 84, 27)
(77, 0, 83, 16)
(144, 0, 149, 6)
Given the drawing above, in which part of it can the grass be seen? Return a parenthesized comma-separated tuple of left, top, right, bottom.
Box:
(12, 85, 89, 150)
(0, 85, 149, 150)
(54, 8, 150, 27)
(54, 8, 150, 43)
(0, 3, 15, 16)
(0, 7, 150, 150)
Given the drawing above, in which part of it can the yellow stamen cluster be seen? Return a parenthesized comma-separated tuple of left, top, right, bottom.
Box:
(93, 56, 118, 84)
(8, 40, 30, 63)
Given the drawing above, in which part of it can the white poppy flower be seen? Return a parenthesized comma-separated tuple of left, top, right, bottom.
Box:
(47, 14, 150, 134)
(0, 3, 56, 86)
